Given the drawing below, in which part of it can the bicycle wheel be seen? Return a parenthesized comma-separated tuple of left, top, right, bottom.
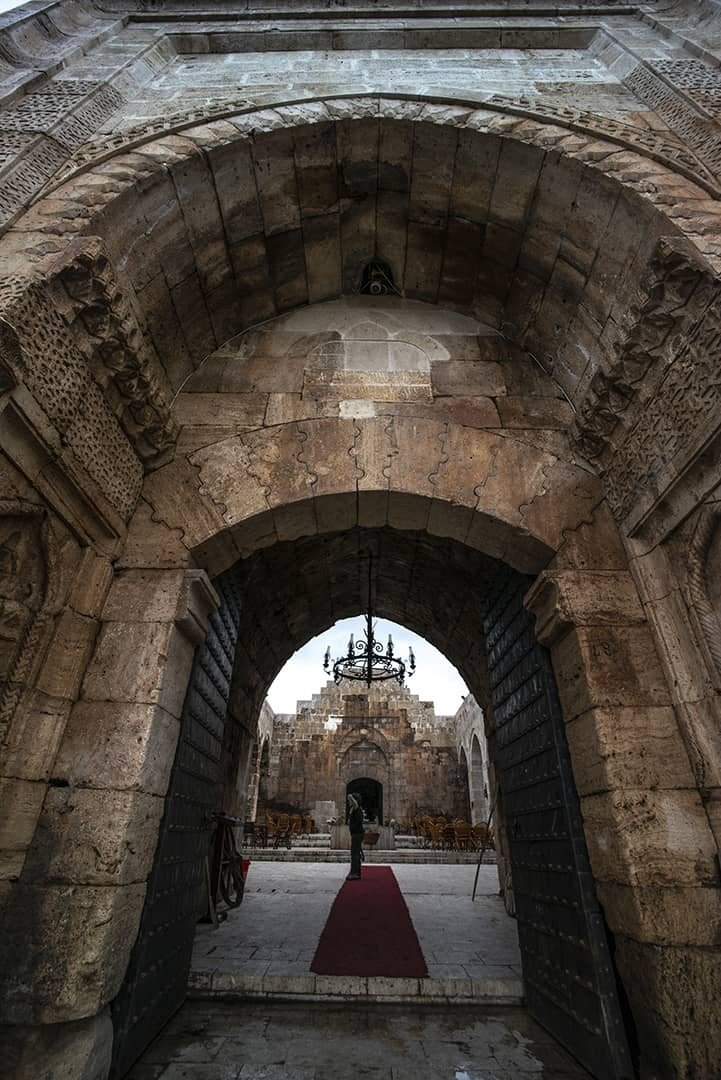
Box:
(219, 851, 245, 908)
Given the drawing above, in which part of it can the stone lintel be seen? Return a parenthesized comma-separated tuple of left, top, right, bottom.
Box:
(176, 569, 220, 644)
(525, 569, 645, 648)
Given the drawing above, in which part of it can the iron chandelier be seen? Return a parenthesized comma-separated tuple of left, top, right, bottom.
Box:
(323, 553, 416, 687)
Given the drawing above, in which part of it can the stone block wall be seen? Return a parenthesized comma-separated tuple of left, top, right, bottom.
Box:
(255, 678, 473, 825)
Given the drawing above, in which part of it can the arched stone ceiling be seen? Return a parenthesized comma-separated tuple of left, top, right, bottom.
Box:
(6, 97, 719, 423)
(224, 525, 506, 713)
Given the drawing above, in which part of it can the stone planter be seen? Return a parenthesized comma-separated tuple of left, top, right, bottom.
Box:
(330, 824, 396, 849)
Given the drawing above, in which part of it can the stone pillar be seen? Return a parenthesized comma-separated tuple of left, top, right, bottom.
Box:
(0, 568, 217, 1080)
(526, 569, 721, 1079)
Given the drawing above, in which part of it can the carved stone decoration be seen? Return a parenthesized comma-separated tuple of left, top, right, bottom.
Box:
(489, 92, 721, 195)
(44, 91, 721, 202)
(688, 506, 721, 687)
(0, 502, 47, 744)
(0, 318, 19, 393)
(0, 286, 143, 520)
(53, 95, 254, 182)
(49, 238, 178, 469)
(572, 236, 721, 524)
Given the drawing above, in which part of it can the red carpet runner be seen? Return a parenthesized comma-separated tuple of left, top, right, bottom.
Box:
(311, 866, 428, 977)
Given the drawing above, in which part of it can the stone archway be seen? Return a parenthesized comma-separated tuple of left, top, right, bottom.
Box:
(347, 777, 383, 824)
(469, 736, 486, 825)
(255, 738, 271, 819)
(457, 746, 472, 822)
(1, 99, 720, 1080)
(101, 507, 690, 1080)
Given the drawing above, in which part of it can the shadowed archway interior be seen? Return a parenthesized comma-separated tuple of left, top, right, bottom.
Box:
(110, 524, 633, 1080)
(346, 778, 383, 823)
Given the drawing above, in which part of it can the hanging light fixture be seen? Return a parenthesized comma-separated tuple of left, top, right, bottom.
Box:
(323, 552, 416, 687)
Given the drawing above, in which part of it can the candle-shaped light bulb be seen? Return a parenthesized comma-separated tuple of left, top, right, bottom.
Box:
(387, 633, 393, 656)
(348, 633, 354, 658)
(409, 645, 415, 670)
(324, 646, 330, 669)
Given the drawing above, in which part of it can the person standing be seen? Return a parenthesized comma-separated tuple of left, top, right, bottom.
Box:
(346, 794, 364, 880)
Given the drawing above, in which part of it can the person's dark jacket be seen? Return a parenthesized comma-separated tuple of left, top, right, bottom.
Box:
(348, 806, 364, 835)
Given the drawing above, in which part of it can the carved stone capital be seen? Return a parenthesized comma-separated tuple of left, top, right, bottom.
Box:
(525, 570, 646, 648)
(175, 570, 220, 645)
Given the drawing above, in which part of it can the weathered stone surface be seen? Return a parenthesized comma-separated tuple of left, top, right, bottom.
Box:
(431, 361, 505, 398)
(2, 12, 721, 1080)
(580, 789, 718, 887)
(615, 938, 721, 1080)
(597, 882, 720, 947)
(54, 701, 179, 796)
(34, 611, 99, 702)
(116, 497, 191, 570)
(23, 787, 163, 887)
(0, 882, 146, 1023)
(0, 778, 45, 880)
(67, 552, 113, 620)
(566, 706, 696, 796)
(552, 625, 671, 722)
(527, 570, 646, 648)
(101, 569, 188, 624)
(5, 1009, 112, 1080)
(1, 690, 71, 782)
(81, 622, 194, 720)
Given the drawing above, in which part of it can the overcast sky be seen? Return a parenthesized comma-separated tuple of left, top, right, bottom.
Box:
(0, 0, 25, 13)
(267, 616, 468, 716)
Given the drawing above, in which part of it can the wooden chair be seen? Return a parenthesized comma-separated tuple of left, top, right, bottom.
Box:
(442, 823, 456, 850)
(428, 823, 445, 850)
(275, 812, 292, 848)
(265, 814, 277, 848)
(454, 822, 472, 850)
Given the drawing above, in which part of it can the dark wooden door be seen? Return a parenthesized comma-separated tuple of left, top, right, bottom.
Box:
(110, 577, 240, 1078)
(484, 570, 634, 1079)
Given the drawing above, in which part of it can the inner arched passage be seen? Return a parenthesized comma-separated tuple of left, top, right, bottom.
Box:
(347, 778, 383, 824)
(111, 524, 633, 1080)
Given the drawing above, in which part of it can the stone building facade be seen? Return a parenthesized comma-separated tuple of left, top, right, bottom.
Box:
(2, 1, 721, 1078)
(251, 679, 481, 825)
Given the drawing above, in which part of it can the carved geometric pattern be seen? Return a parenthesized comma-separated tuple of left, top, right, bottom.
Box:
(0, 501, 47, 744)
(56, 94, 254, 178)
(0, 289, 143, 518)
(593, 240, 721, 523)
(0, 137, 68, 230)
(0, 132, 37, 169)
(42, 90, 721, 204)
(626, 63, 721, 180)
(492, 90, 720, 193)
(0, 82, 124, 229)
(652, 59, 721, 90)
(52, 239, 178, 468)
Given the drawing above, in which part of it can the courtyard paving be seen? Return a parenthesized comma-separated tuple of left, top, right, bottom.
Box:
(127, 1000, 592, 1079)
(189, 863, 522, 1003)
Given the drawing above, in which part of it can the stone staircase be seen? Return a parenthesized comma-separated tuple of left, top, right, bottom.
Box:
(244, 830, 497, 864)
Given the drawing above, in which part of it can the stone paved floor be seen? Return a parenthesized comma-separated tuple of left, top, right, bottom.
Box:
(190, 863, 522, 992)
(127, 1000, 592, 1079)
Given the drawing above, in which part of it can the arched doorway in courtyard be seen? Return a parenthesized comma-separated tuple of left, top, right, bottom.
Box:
(1, 98, 720, 1080)
(346, 777, 383, 823)
(108, 519, 640, 1080)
